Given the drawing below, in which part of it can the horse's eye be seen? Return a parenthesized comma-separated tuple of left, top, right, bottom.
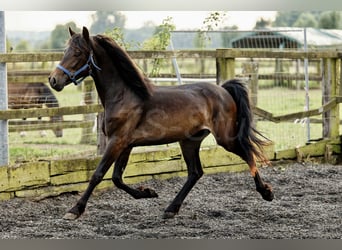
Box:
(74, 50, 81, 57)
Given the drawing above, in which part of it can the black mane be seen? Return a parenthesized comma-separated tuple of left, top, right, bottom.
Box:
(93, 35, 153, 100)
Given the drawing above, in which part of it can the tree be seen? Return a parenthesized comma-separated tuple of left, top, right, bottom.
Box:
(105, 27, 139, 50)
(142, 17, 176, 76)
(90, 11, 126, 34)
(273, 11, 303, 27)
(318, 11, 342, 29)
(293, 12, 318, 28)
(254, 18, 272, 29)
(50, 22, 80, 50)
(14, 39, 31, 52)
(272, 11, 342, 28)
(194, 11, 227, 49)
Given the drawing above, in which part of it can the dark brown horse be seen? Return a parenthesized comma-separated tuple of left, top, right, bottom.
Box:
(8, 82, 63, 137)
(49, 27, 274, 220)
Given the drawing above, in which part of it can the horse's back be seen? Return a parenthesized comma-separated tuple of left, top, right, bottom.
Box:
(8, 82, 57, 109)
(151, 81, 234, 106)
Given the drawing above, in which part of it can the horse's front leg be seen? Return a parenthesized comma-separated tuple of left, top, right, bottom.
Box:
(112, 147, 158, 199)
(63, 140, 121, 220)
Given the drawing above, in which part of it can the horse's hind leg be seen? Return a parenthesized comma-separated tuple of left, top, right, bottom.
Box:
(112, 147, 158, 199)
(246, 159, 274, 201)
(163, 130, 209, 219)
(217, 138, 274, 202)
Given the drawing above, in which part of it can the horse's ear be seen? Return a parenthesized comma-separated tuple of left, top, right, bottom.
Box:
(69, 27, 75, 37)
(82, 27, 90, 42)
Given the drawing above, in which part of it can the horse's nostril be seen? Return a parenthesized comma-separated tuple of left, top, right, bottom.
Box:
(49, 76, 56, 86)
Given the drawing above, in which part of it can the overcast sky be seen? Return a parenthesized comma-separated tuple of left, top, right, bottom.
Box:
(4, 11, 277, 32)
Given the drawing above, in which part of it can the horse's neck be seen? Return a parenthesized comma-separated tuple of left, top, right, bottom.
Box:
(91, 47, 146, 107)
(92, 69, 130, 107)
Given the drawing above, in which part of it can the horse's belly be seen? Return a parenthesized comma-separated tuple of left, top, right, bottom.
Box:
(131, 117, 209, 146)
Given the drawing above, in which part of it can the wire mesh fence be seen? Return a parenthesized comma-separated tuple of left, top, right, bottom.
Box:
(170, 28, 342, 50)
(168, 28, 333, 151)
(237, 57, 324, 151)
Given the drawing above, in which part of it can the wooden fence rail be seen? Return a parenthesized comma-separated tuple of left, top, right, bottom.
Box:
(8, 120, 94, 132)
(1, 49, 341, 63)
(0, 104, 102, 120)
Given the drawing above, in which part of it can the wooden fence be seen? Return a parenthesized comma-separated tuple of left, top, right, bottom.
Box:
(0, 49, 341, 200)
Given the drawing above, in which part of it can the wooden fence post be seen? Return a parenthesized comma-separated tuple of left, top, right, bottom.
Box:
(216, 49, 235, 84)
(80, 79, 96, 144)
(242, 61, 258, 107)
(322, 58, 339, 139)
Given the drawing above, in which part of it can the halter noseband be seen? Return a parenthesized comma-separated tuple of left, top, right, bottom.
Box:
(56, 52, 101, 85)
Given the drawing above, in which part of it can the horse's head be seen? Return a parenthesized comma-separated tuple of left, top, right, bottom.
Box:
(49, 27, 100, 91)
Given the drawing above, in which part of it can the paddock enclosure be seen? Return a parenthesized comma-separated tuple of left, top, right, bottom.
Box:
(0, 48, 342, 207)
(0, 163, 341, 239)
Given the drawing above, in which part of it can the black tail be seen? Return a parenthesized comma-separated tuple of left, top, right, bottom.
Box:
(222, 79, 270, 164)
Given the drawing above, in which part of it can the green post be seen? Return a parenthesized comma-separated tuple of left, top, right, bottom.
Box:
(322, 58, 339, 139)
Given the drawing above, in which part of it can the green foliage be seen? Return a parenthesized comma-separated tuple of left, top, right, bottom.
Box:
(90, 11, 126, 34)
(318, 11, 342, 29)
(273, 11, 303, 27)
(142, 17, 176, 76)
(49, 22, 80, 50)
(202, 11, 227, 31)
(273, 11, 342, 29)
(14, 40, 32, 52)
(194, 12, 226, 49)
(293, 12, 318, 28)
(105, 27, 139, 50)
(254, 18, 273, 29)
(142, 16, 175, 50)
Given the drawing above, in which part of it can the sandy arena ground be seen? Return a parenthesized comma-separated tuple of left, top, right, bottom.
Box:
(0, 162, 341, 239)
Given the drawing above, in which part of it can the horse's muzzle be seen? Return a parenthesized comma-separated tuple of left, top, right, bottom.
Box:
(48, 74, 64, 92)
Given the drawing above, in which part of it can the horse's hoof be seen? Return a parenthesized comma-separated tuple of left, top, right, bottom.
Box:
(146, 188, 158, 198)
(63, 212, 79, 220)
(258, 184, 274, 201)
(162, 211, 176, 219)
(138, 186, 158, 198)
(262, 190, 274, 201)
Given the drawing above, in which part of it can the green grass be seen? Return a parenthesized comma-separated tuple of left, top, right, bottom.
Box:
(257, 88, 323, 115)
(256, 88, 328, 150)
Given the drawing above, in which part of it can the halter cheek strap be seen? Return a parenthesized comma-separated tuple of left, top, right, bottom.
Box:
(56, 53, 101, 86)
